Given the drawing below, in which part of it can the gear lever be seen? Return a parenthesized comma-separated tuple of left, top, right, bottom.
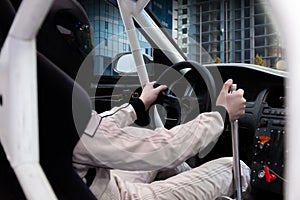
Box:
(230, 84, 243, 200)
(215, 84, 243, 200)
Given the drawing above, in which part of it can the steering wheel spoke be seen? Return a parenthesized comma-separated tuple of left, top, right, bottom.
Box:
(151, 61, 217, 129)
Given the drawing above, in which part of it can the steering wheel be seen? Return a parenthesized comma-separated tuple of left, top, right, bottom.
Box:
(151, 83, 181, 129)
(151, 61, 218, 129)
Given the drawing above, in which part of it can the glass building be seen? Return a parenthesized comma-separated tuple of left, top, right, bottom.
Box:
(173, 0, 285, 68)
(78, 0, 173, 75)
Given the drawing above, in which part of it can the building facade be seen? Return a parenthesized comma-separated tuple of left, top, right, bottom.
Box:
(78, 0, 173, 75)
(173, 0, 285, 68)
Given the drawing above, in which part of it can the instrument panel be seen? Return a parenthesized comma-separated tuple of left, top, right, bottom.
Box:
(250, 89, 286, 197)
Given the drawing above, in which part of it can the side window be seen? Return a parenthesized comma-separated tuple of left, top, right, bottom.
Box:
(79, 0, 153, 77)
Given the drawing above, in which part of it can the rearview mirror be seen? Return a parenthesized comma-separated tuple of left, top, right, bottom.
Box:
(112, 52, 153, 74)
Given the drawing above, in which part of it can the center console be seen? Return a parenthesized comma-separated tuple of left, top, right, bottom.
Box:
(250, 89, 285, 197)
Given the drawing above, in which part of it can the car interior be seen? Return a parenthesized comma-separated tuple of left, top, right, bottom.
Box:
(0, 0, 286, 199)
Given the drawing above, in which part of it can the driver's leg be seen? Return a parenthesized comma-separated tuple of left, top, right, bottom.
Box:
(110, 169, 158, 184)
(110, 162, 192, 184)
(103, 157, 250, 200)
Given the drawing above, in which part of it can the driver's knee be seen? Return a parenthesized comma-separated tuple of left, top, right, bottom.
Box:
(200, 157, 251, 192)
(220, 157, 250, 192)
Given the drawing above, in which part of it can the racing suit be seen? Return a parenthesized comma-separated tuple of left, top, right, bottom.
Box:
(73, 99, 250, 199)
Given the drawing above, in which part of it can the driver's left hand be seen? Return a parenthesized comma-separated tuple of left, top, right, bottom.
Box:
(139, 81, 167, 110)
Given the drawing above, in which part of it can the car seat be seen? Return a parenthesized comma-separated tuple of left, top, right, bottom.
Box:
(11, 0, 94, 88)
(37, 0, 94, 89)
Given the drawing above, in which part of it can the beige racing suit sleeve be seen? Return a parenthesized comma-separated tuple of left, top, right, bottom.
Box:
(73, 102, 225, 171)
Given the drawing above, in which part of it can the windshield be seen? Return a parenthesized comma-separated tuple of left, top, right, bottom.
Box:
(77, 0, 286, 77)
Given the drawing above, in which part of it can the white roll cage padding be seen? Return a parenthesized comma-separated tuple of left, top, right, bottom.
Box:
(116, 0, 186, 128)
(117, 0, 185, 127)
(117, 0, 185, 87)
(0, 0, 299, 199)
(0, 0, 57, 199)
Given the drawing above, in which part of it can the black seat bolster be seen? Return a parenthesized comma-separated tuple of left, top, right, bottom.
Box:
(37, 52, 96, 200)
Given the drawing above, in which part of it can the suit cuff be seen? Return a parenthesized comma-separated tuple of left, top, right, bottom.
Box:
(212, 106, 228, 124)
(130, 98, 150, 126)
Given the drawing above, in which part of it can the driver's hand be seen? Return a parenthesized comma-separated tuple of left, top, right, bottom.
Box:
(139, 81, 167, 110)
(216, 79, 246, 121)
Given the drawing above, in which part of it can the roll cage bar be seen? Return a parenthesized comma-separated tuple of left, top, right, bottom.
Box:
(0, 0, 299, 199)
(0, 0, 56, 199)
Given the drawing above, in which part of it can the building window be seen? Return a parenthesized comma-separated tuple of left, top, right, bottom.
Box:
(182, 37, 188, 44)
(105, 3, 109, 13)
(182, 28, 187, 34)
(182, 47, 187, 53)
(105, 21, 108, 29)
(182, 0, 187, 5)
(182, 8, 188, 15)
(182, 18, 187, 25)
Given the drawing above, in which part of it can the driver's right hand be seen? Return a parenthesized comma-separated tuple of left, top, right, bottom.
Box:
(216, 79, 246, 121)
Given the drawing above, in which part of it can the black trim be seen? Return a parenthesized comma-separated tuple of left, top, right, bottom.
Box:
(212, 105, 228, 124)
(85, 168, 96, 187)
(130, 98, 150, 126)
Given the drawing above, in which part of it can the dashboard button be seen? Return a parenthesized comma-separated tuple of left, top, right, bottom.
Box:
(270, 110, 276, 115)
(258, 170, 265, 179)
(260, 118, 268, 127)
(272, 119, 281, 126)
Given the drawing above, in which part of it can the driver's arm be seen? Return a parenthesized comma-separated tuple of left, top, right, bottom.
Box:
(73, 79, 245, 171)
(73, 105, 225, 171)
(96, 81, 167, 128)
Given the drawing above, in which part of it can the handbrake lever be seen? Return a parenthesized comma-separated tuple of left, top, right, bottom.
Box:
(230, 84, 243, 200)
(216, 84, 243, 200)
